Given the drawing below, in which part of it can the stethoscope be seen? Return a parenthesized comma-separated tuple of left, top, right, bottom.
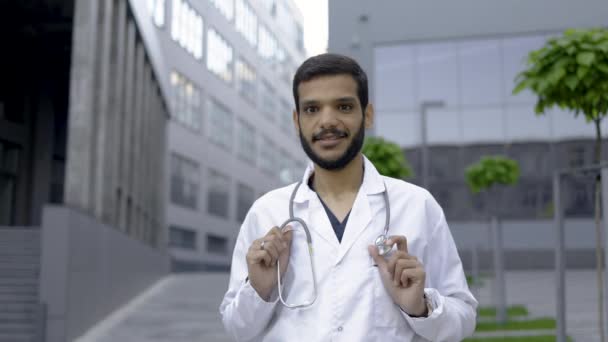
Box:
(275, 180, 391, 309)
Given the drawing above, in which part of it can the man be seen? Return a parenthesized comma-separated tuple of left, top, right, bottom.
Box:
(220, 53, 477, 341)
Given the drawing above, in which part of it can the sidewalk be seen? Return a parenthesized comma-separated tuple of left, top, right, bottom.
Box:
(77, 273, 232, 342)
(473, 269, 601, 341)
(78, 269, 600, 341)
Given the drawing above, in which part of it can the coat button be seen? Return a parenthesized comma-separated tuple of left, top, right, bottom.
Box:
(337, 326, 343, 332)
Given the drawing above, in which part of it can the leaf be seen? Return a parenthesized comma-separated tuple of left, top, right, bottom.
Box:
(597, 63, 608, 74)
(576, 51, 596, 66)
(577, 66, 590, 79)
(565, 75, 579, 90)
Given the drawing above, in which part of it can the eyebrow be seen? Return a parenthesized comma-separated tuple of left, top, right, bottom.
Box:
(300, 97, 357, 106)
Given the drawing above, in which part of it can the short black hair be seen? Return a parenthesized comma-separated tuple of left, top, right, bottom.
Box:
(292, 53, 368, 113)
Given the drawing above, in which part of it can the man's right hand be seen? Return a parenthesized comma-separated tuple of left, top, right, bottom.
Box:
(246, 226, 293, 301)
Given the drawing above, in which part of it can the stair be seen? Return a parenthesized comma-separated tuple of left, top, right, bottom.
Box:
(0, 228, 42, 342)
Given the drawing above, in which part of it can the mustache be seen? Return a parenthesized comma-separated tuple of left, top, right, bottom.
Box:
(312, 128, 348, 142)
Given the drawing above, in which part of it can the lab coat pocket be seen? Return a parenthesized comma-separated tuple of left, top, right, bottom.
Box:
(371, 265, 403, 328)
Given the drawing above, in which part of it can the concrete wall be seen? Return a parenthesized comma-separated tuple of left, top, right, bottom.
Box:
(451, 218, 600, 270)
(39, 205, 169, 342)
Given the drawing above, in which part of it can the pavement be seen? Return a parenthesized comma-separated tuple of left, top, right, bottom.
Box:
(76, 269, 602, 342)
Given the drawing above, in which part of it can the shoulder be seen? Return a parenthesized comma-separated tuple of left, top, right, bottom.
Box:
(247, 182, 299, 219)
(382, 176, 444, 224)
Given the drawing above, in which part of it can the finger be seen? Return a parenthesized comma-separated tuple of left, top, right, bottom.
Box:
(263, 241, 280, 264)
(249, 250, 272, 267)
(368, 245, 388, 271)
(386, 251, 410, 279)
(267, 226, 285, 244)
(282, 229, 293, 249)
(400, 269, 412, 288)
(388, 235, 408, 254)
(393, 259, 419, 286)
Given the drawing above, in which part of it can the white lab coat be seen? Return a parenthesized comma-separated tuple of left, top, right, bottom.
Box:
(220, 157, 477, 342)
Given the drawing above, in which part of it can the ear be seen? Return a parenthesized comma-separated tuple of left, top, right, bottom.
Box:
(293, 109, 300, 132)
(364, 103, 374, 129)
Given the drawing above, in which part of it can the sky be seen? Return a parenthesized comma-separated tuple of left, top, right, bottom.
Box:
(293, 0, 328, 56)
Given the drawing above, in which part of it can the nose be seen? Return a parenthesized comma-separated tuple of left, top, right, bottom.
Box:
(318, 106, 339, 128)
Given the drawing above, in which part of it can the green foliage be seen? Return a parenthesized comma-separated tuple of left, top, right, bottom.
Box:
(465, 156, 520, 193)
(475, 317, 556, 332)
(362, 136, 413, 179)
(478, 305, 529, 318)
(513, 28, 608, 121)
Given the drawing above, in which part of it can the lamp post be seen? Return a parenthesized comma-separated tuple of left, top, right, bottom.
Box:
(420, 100, 445, 189)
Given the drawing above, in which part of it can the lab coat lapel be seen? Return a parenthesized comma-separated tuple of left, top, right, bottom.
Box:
(293, 162, 340, 247)
(335, 157, 385, 264)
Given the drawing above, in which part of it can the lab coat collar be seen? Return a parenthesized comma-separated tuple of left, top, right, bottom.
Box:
(292, 155, 386, 204)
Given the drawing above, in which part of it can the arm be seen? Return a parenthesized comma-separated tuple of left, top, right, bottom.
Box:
(219, 211, 277, 341)
(219, 209, 293, 341)
(402, 211, 478, 341)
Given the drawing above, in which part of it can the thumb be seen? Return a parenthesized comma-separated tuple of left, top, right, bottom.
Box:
(283, 228, 294, 247)
(368, 245, 387, 271)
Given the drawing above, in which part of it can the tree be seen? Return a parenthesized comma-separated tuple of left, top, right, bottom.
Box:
(465, 156, 520, 325)
(513, 27, 608, 341)
(362, 136, 413, 179)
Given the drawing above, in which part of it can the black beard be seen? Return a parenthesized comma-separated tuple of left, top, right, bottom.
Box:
(299, 119, 365, 171)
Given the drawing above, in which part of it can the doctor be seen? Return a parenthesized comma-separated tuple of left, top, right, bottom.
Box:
(220, 53, 477, 341)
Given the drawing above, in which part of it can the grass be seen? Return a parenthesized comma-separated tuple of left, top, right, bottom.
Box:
(478, 305, 529, 318)
(464, 336, 571, 342)
(475, 317, 556, 332)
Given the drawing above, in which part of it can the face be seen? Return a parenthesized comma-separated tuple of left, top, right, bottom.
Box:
(294, 74, 373, 171)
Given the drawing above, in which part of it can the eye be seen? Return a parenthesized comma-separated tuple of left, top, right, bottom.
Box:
(303, 106, 319, 114)
(338, 104, 353, 112)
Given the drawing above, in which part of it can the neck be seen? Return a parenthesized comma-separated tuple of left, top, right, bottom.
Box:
(312, 154, 364, 197)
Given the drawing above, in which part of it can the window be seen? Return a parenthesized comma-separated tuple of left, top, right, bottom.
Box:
(208, 169, 230, 218)
(207, 29, 234, 83)
(278, 149, 292, 182)
(568, 146, 586, 168)
(170, 153, 199, 209)
(170, 71, 201, 131)
(296, 23, 304, 53)
(169, 225, 197, 249)
(0, 141, 20, 225)
(260, 80, 276, 121)
(258, 25, 277, 67)
(236, 183, 255, 222)
(259, 136, 276, 175)
(147, 0, 165, 27)
(207, 98, 233, 151)
(279, 99, 292, 131)
(236, 59, 256, 104)
(207, 234, 229, 255)
(235, 0, 257, 47)
(236, 119, 256, 165)
(170, 0, 203, 59)
(209, 0, 234, 21)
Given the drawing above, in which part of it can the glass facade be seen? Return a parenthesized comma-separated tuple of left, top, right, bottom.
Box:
(207, 169, 230, 218)
(169, 225, 197, 249)
(259, 135, 276, 175)
(170, 153, 199, 209)
(170, 71, 201, 131)
(209, 0, 234, 22)
(236, 119, 256, 165)
(207, 29, 234, 83)
(260, 79, 276, 121)
(147, 0, 165, 27)
(207, 98, 233, 151)
(236, 58, 256, 104)
(236, 182, 255, 222)
(235, 0, 257, 47)
(170, 0, 203, 59)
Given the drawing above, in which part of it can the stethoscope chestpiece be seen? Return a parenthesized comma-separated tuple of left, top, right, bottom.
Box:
(374, 234, 392, 256)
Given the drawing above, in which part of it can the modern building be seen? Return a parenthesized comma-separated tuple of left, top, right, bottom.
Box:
(328, 0, 608, 269)
(142, 0, 308, 270)
(0, 0, 170, 341)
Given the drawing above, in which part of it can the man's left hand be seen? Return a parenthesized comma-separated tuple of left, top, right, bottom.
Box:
(368, 235, 428, 317)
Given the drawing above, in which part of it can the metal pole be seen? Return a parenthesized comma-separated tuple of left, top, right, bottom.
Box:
(491, 216, 507, 324)
(602, 168, 608, 337)
(420, 105, 429, 189)
(554, 172, 567, 342)
(419, 101, 444, 190)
